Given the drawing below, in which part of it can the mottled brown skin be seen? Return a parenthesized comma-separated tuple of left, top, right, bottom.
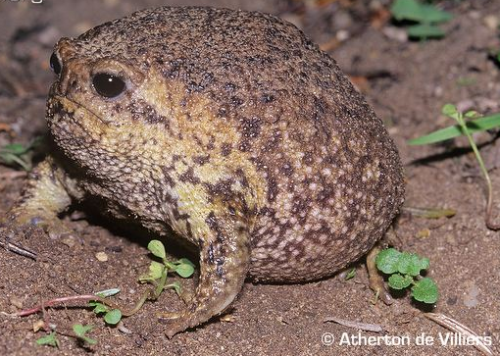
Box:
(1, 7, 404, 337)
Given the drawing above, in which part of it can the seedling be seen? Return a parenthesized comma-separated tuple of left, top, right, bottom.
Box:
(376, 248, 438, 304)
(409, 104, 500, 230)
(390, 0, 453, 39)
(72, 324, 97, 346)
(344, 267, 357, 281)
(139, 240, 195, 299)
(36, 331, 60, 348)
(0, 136, 44, 171)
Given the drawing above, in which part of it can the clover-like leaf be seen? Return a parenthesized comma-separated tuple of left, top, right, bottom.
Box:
(397, 252, 429, 276)
(375, 248, 401, 274)
(104, 309, 122, 325)
(388, 273, 413, 290)
(174, 262, 195, 278)
(150, 261, 165, 279)
(412, 277, 439, 304)
(148, 240, 166, 259)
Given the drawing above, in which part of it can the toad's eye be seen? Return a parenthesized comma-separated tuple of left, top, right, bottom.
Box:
(92, 73, 126, 98)
(49, 52, 61, 75)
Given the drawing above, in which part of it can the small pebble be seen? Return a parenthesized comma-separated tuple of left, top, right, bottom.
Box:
(463, 281, 480, 307)
(10, 297, 23, 309)
(483, 15, 499, 31)
(433, 86, 443, 98)
(336, 30, 350, 42)
(33, 320, 45, 332)
(95, 251, 109, 262)
(61, 235, 77, 248)
(382, 26, 408, 43)
(117, 321, 132, 334)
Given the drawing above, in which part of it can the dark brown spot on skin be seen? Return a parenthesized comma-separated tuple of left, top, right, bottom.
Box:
(205, 211, 218, 231)
(291, 196, 310, 223)
(207, 136, 216, 150)
(240, 117, 261, 139)
(217, 106, 228, 117)
(220, 143, 232, 156)
(179, 167, 200, 184)
(127, 99, 169, 127)
(235, 168, 249, 188)
(266, 177, 278, 202)
(302, 151, 314, 165)
(224, 82, 236, 92)
(280, 161, 293, 176)
(208, 242, 215, 264)
(260, 93, 275, 103)
(215, 258, 225, 277)
(231, 96, 244, 106)
(193, 155, 210, 165)
(238, 140, 251, 152)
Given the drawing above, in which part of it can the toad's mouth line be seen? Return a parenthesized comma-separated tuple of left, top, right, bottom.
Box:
(50, 94, 111, 126)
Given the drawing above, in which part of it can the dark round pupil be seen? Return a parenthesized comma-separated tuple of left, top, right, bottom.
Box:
(92, 73, 126, 98)
(49, 52, 61, 75)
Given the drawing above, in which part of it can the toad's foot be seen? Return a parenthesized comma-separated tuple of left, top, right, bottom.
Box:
(0, 209, 75, 259)
(1, 156, 83, 258)
(158, 214, 250, 338)
(366, 227, 401, 305)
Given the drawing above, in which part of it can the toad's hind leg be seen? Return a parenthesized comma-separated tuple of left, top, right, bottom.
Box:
(159, 212, 250, 338)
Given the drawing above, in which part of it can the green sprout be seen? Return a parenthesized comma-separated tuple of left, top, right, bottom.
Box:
(89, 302, 122, 325)
(409, 104, 500, 230)
(36, 332, 60, 348)
(0, 136, 44, 171)
(139, 240, 195, 299)
(390, 0, 453, 40)
(376, 248, 438, 304)
(344, 267, 357, 281)
(89, 288, 122, 325)
(72, 324, 97, 346)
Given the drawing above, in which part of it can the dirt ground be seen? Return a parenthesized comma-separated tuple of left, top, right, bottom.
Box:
(1, 0, 500, 355)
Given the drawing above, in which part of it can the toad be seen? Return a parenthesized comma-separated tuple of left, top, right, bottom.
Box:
(2, 6, 405, 337)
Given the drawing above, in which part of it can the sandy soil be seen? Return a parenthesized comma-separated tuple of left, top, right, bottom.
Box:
(1, 0, 499, 355)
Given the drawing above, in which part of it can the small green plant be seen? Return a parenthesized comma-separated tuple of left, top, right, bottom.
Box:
(390, 0, 453, 39)
(409, 104, 500, 230)
(88, 288, 122, 325)
(36, 331, 60, 348)
(139, 240, 195, 298)
(89, 303, 122, 325)
(0, 136, 44, 171)
(376, 248, 438, 304)
(72, 324, 97, 346)
(344, 267, 357, 281)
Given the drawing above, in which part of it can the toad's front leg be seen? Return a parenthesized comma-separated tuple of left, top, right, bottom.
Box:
(159, 210, 251, 338)
(1, 155, 83, 254)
